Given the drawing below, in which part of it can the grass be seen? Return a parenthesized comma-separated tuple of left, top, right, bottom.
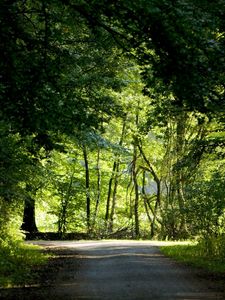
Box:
(0, 239, 50, 288)
(160, 241, 225, 273)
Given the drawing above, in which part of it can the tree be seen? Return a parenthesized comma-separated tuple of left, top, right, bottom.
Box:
(1, 0, 127, 235)
(105, 115, 127, 232)
(82, 145, 91, 233)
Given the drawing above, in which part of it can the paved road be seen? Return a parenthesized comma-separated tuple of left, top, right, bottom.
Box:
(1, 240, 224, 299)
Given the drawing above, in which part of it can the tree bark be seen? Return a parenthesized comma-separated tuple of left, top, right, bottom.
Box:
(92, 148, 101, 229)
(132, 143, 140, 238)
(83, 146, 91, 233)
(142, 171, 153, 225)
(21, 185, 38, 233)
(105, 161, 117, 223)
(138, 141, 161, 237)
(109, 161, 120, 232)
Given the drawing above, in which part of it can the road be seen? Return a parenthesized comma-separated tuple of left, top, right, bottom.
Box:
(0, 240, 224, 299)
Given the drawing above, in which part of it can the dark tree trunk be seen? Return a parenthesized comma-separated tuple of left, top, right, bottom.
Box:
(132, 143, 140, 238)
(109, 161, 120, 232)
(83, 146, 91, 233)
(105, 161, 117, 223)
(92, 148, 101, 229)
(21, 195, 38, 233)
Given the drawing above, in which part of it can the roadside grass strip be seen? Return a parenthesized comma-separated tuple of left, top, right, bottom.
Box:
(0, 241, 49, 288)
(160, 242, 225, 273)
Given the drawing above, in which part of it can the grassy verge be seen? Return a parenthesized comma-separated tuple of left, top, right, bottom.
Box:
(160, 242, 225, 273)
(0, 240, 50, 288)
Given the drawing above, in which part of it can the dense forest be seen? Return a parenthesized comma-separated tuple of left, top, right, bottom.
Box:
(1, 0, 225, 252)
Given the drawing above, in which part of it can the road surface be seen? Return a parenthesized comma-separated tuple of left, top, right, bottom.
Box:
(0, 240, 224, 299)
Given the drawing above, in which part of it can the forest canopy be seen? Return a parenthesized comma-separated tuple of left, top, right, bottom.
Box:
(1, 0, 225, 246)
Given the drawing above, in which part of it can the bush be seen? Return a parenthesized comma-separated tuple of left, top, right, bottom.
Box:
(198, 235, 225, 258)
(0, 228, 49, 287)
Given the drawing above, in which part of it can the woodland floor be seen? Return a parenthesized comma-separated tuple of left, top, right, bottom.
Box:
(0, 240, 225, 300)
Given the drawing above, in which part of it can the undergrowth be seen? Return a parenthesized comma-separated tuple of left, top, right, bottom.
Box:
(0, 234, 49, 288)
(160, 236, 225, 273)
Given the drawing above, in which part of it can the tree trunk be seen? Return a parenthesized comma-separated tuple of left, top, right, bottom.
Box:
(21, 188, 38, 233)
(137, 141, 161, 237)
(92, 148, 101, 229)
(109, 161, 120, 232)
(105, 161, 117, 223)
(142, 171, 153, 230)
(105, 115, 127, 230)
(132, 143, 140, 238)
(175, 112, 188, 237)
(83, 146, 91, 233)
(58, 170, 74, 235)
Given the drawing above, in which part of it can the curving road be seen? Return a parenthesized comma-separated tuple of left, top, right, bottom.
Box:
(1, 240, 224, 299)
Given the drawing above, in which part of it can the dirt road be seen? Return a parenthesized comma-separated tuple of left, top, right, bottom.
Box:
(0, 240, 224, 299)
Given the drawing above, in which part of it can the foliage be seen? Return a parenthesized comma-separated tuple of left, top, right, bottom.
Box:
(0, 122, 28, 203)
(69, 0, 225, 113)
(0, 227, 49, 287)
(1, 0, 125, 136)
(185, 161, 225, 237)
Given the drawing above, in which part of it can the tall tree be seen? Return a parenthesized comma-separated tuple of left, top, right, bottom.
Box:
(82, 145, 91, 233)
(106, 115, 127, 232)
